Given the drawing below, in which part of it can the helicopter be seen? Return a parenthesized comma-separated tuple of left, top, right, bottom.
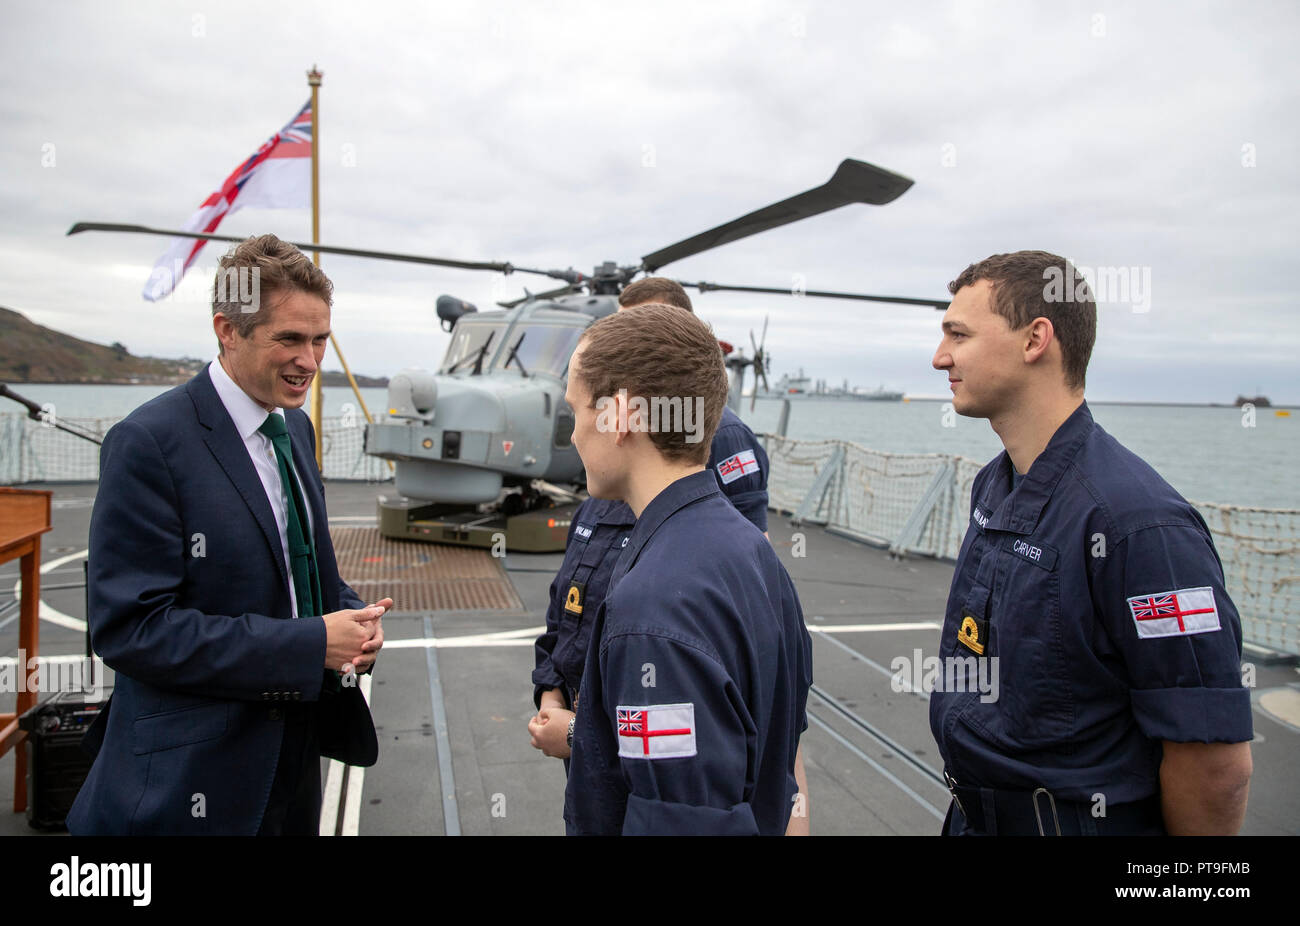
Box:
(69, 158, 950, 550)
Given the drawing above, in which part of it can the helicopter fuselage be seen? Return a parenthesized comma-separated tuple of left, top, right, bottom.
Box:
(364, 293, 618, 505)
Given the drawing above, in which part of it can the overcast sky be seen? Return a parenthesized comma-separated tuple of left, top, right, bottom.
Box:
(2, 0, 1297, 402)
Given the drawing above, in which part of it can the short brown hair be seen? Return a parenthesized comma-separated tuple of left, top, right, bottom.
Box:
(576, 303, 727, 465)
(948, 250, 1096, 390)
(212, 234, 333, 350)
(619, 277, 693, 312)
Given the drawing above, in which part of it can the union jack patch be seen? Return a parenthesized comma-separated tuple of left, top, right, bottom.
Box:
(716, 449, 759, 485)
(1127, 586, 1220, 639)
(615, 703, 696, 759)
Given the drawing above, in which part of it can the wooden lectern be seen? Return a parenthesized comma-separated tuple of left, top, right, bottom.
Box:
(0, 487, 51, 813)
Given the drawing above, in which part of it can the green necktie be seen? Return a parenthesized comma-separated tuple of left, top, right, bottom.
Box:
(258, 413, 323, 621)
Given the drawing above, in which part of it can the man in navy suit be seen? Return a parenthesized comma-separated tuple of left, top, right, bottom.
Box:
(68, 234, 391, 835)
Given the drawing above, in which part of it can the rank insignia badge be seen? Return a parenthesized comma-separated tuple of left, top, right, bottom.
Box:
(564, 581, 585, 615)
(958, 611, 987, 655)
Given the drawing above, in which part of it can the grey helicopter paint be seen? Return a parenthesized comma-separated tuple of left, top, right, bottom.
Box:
(370, 292, 618, 504)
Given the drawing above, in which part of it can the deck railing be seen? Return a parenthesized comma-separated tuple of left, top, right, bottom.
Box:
(0, 412, 390, 484)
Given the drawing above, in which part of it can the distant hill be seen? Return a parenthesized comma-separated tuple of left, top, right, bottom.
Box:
(0, 305, 201, 384)
(0, 306, 388, 387)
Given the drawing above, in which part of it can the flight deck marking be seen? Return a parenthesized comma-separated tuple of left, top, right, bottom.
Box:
(319, 672, 374, 836)
(384, 626, 544, 650)
(6, 548, 89, 632)
(424, 615, 461, 836)
(380, 623, 940, 652)
(341, 673, 374, 836)
(320, 759, 345, 835)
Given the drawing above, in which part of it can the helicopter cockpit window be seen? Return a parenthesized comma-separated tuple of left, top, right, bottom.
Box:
(496, 325, 585, 379)
(439, 322, 506, 374)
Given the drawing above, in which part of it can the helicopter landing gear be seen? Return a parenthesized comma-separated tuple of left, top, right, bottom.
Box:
(377, 485, 583, 552)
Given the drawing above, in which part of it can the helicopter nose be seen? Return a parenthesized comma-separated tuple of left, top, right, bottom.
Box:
(388, 369, 439, 417)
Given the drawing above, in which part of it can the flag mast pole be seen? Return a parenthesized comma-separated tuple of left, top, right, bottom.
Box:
(303, 66, 391, 477)
(307, 64, 324, 470)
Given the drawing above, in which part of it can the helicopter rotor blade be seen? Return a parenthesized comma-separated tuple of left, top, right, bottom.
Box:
(639, 159, 914, 273)
(496, 283, 581, 308)
(681, 279, 949, 310)
(66, 221, 564, 279)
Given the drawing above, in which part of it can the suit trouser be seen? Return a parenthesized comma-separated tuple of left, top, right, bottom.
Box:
(257, 701, 322, 836)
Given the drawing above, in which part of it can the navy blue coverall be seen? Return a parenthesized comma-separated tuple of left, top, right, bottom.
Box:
(532, 406, 770, 710)
(563, 470, 812, 835)
(931, 402, 1253, 835)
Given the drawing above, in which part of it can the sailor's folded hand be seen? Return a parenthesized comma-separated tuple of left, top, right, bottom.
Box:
(528, 707, 574, 759)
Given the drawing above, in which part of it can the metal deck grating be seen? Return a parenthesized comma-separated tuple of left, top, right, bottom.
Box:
(330, 527, 525, 613)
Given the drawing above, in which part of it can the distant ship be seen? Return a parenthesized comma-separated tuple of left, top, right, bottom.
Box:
(762, 368, 903, 402)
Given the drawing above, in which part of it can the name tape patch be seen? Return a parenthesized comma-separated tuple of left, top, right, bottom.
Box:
(573, 523, 593, 541)
(616, 703, 696, 759)
(1127, 586, 1220, 639)
(716, 449, 759, 485)
(1006, 537, 1058, 571)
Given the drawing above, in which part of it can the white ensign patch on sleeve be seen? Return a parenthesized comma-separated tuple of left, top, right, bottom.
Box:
(615, 703, 696, 759)
(716, 449, 759, 485)
(1127, 586, 1221, 639)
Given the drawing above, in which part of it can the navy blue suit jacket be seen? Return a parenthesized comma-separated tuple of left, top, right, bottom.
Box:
(67, 366, 376, 835)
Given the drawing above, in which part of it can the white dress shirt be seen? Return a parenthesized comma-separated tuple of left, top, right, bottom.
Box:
(208, 357, 316, 619)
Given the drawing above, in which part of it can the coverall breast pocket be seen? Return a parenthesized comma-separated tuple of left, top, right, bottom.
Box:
(977, 544, 1073, 749)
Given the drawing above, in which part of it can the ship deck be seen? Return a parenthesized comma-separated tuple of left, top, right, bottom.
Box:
(2, 481, 1296, 836)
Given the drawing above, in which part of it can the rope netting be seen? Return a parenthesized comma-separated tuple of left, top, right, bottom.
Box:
(1194, 503, 1300, 654)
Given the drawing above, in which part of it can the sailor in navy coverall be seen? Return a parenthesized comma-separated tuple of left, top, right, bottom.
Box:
(931, 401, 1253, 834)
(563, 470, 810, 835)
(931, 253, 1252, 836)
(550, 302, 812, 835)
(531, 279, 812, 832)
(530, 407, 769, 719)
